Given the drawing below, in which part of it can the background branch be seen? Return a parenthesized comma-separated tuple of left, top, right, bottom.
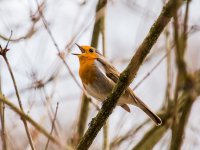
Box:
(132, 68, 200, 150)
(0, 93, 72, 150)
(0, 33, 35, 150)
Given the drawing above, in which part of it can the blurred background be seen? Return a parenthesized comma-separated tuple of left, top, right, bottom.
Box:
(0, 0, 200, 150)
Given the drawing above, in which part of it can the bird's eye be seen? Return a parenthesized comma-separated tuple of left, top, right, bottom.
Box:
(89, 49, 94, 53)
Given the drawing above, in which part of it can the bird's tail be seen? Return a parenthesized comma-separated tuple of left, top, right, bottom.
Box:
(132, 94, 162, 126)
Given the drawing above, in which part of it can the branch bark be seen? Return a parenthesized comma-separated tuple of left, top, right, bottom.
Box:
(76, 0, 178, 149)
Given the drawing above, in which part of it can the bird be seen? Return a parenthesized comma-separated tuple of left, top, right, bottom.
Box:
(73, 44, 162, 126)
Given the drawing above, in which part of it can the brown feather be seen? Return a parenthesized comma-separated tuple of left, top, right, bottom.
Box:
(97, 56, 162, 126)
(121, 104, 131, 112)
(97, 57, 138, 104)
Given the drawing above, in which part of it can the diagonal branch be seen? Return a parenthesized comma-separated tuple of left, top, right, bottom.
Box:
(35, 0, 82, 90)
(76, 0, 178, 149)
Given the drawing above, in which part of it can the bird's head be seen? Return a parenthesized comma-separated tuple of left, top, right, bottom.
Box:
(72, 44, 99, 60)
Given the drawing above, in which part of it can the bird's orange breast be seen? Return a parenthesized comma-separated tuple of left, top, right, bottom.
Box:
(79, 57, 96, 84)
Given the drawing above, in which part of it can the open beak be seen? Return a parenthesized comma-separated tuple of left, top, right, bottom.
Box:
(75, 43, 85, 53)
(72, 53, 80, 56)
(72, 43, 85, 56)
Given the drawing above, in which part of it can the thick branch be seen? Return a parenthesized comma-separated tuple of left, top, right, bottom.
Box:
(76, 0, 178, 149)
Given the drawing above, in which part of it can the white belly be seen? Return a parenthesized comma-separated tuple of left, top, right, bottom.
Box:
(84, 83, 107, 102)
(82, 61, 134, 105)
(83, 83, 133, 105)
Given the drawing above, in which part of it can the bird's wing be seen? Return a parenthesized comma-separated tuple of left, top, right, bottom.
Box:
(97, 56, 138, 105)
(97, 56, 131, 112)
(97, 57, 120, 83)
(97, 54, 162, 125)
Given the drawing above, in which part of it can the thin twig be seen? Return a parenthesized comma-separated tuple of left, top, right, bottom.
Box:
(165, 26, 172, 108)
(0, 31, 35, 150)
(110, 119, 150, 149)
(7, 73, 57, 98)
(4, 58, 36, 149)
(35, 0, 82, 90)
(45, 102, 59, 150)
(0, 3, 42, 42)
(0, 24, 38, 42)
(41, 87, 61, 136)
(0, 94, 72, 150)
(133, 50, 170, 90)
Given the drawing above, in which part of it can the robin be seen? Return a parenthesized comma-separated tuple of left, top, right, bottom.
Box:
(73, 44, 162, 126)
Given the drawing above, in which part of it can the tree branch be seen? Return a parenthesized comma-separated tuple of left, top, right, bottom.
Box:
(0, 94, 72, 150)
(132, 121, 170, 150)
(1, 32, 35, 150)
(132, 68, 200, 150)
(45, 102, 59, 150)
(76, 0, 178, 149)
(0, 62, 7, 150)
(170, 1, 191, 149)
